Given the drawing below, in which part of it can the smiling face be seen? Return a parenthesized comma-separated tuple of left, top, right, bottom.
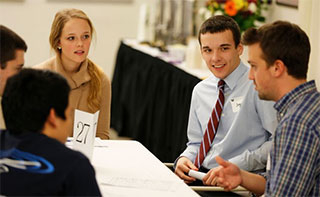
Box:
(200, 30, 243, 79)
(0, 49, 25, 96)
(248, 43, 275, 101)
(58, 18, 91, 73)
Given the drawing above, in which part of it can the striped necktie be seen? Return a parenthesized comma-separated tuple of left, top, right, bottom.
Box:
(194, 80, 225, 168)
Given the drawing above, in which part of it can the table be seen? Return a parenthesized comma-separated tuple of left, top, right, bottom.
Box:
(111, 41, 202, 162)
(69, 139, 249, 196)
(92, 140, 199, 196)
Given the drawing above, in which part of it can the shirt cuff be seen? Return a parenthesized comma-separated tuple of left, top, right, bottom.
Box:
(228, 155, 248, 171)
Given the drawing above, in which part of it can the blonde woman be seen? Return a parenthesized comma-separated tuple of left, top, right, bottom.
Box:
(34, 8, 111, 139)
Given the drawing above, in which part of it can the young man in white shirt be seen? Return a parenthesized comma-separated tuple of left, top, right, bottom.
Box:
(174, 15, 277, 185)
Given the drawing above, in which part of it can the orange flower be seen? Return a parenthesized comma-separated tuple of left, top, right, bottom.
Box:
(225, 0, 237, 16)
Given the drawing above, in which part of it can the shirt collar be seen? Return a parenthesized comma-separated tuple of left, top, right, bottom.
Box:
(274, 80, 317, 120)
(54, 56, 91, 89)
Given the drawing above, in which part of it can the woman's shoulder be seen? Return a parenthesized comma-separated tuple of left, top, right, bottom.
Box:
(33, 57, 56, 70)
(100, 71, 110, 84)
(99, 73, 111, 91)
(90, 61, 110, 84)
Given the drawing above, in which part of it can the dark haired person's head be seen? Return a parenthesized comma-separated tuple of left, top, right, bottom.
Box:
(242, 21, 310, 79)
(198, 15, 243, 80)
(243, 21, 310, 101)
(2, 69, 71, 140)
(0, 25, 27, 68)
(0, 25, 28, 96)
(198, 15, 241, 47)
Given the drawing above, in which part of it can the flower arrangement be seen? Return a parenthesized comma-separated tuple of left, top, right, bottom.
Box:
(199, 0, 271, 32)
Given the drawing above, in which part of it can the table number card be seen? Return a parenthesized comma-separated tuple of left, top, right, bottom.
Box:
(73, 109, 100, 160)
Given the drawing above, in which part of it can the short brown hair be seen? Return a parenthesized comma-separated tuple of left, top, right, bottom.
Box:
(0, 25, 27, 69)
(242, 21, 310, 79)
(198, 15, 241, 47)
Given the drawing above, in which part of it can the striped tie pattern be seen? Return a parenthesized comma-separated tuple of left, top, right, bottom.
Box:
(194, 80, 225, 168)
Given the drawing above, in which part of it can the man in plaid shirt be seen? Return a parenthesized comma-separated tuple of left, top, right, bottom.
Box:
(202, 21, 320, 197)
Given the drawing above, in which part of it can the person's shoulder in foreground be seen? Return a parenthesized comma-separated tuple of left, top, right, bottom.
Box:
(265, 80, 320, 197)
(0, 68, 101, 196)
(0, 129, 101, 196)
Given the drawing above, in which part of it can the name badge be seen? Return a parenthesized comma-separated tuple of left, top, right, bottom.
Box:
(230, 96, 243, 113)
(267, 152, 271, 171)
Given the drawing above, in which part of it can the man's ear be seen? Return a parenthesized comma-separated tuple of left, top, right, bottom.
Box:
(46, 108, 58, 128)
(272, 59, 286, 77)
(236, 43, 244, 56)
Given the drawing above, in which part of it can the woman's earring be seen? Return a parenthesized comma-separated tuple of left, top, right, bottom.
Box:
(57, 46, 62, 50)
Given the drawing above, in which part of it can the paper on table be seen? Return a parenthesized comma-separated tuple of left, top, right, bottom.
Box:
(94, 138, 108, 147)
(65, 137, 107, 148)
(188, 170, 206, 180)
(99, 176, 178, 192)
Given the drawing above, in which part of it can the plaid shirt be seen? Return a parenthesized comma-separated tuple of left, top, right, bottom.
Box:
(265, 80, 320, 197)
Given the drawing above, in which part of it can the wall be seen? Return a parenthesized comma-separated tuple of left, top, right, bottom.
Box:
(299, 0, 320, 89)
(241, 1, 299, 64)
(267, 1, 299, 23)
(0, 0, 155, 79)
(0, 0, 300, 80)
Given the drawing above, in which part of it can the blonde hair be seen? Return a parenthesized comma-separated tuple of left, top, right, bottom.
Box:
(49, 8, 102, 111)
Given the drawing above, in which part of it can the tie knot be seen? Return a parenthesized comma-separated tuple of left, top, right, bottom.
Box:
(218, 80, 225, 89)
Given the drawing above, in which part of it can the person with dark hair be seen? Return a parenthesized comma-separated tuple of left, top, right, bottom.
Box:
(0, 68, 101, 196)
(174, 15, 277, 186)
(0, 25, 27, 129)
(207, 21, 320, 197)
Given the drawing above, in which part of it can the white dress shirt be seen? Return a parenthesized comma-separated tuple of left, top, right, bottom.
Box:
(180, 62, 278, 171)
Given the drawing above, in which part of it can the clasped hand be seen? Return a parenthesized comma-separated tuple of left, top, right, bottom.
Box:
(175, 156, 242, 190)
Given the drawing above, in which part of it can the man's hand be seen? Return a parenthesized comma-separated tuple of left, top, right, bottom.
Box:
(209, 156, 242, 191)
(202, 166, 222, 186)
(174, 157, 198, 184)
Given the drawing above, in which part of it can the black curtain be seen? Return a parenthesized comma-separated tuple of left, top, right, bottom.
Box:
(111, 42, 201, 162)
